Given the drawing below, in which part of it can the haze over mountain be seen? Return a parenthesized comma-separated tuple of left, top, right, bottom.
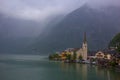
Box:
(33, 5, 120, 54)
(0, 0, 120, 54)
(0, 13, 64, 54)
(0, 14, 40, 53)
(0, 0, 85, 54)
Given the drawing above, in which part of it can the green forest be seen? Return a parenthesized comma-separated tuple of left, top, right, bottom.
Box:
(109, 33, 120, 52)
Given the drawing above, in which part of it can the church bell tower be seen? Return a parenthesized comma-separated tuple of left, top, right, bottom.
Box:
(82, 32, 88, 60)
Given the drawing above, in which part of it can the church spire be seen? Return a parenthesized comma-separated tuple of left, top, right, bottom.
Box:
(83, 32, 87, 43)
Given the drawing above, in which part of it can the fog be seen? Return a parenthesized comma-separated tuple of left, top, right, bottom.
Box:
(0, 0, 120, 37)
(0, 0, 85, 21)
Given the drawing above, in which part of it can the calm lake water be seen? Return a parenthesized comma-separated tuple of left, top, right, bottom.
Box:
(0, 54, 120, 80)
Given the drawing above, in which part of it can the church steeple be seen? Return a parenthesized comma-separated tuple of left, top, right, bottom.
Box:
(82, 32, 88, 60)
(83, 32, 87, 43)
(76, 32, 88, 61)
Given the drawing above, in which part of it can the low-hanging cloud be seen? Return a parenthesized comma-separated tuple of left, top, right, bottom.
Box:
(0, 0, 85, 22)
(88, 0, 120, 7)
(0, 0, 120, 38)
(0, 0, 120, 22)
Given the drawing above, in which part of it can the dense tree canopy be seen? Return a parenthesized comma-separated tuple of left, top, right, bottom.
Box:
(109, 33, 120, 52)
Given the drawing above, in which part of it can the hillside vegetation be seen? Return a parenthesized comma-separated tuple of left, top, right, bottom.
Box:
(109, 33, 120, 52)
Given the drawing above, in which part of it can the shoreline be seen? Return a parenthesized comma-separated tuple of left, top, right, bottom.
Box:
(49, 59, 120, 72)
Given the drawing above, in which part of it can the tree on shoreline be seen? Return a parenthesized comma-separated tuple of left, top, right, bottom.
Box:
(79, 55, 83, 60)
(66, 54, 71, 60)
(73, 51, 77, 60)
(49, 53, 60, 60)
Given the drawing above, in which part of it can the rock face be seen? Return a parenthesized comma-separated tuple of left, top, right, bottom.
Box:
(34, 5, 120, 53)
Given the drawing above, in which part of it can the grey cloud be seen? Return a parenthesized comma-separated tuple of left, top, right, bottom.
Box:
(88, 0, 120, 7)
(0, 0, 120, 22)
(0, 0, 120, 38)
(0, 0, 85, 22)
(0, 0, 86, 37)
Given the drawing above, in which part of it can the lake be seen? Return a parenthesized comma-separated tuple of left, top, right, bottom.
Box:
(0, 54, 119, 80)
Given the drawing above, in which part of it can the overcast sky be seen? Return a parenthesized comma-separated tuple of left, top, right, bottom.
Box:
(0, 0, 85, 22)
(0, 0, 119, 22)
(0, 0, 120, 38)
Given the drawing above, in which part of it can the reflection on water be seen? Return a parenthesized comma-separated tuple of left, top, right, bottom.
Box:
(0, 54, 120, 80)
(57, 62, 120, 80)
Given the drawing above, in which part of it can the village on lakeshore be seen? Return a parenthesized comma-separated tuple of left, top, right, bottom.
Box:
(49, 32, 120, 68)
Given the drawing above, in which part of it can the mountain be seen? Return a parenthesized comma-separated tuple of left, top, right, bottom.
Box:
(0, 13, 64, 54)
(0, 14, 41, 54)
(33, 5, 120, 54)
(109, 33, 120, 47)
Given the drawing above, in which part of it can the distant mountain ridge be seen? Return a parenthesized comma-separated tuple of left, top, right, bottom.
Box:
(0, 13, 41, 54)
(33, 5, 120, 53)
(0, 13, 63, 54)
(1, 5, 120, 54)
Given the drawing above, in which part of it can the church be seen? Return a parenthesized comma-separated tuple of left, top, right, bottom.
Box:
(76, 32, 88, 60)
(59, 32, 88, 61)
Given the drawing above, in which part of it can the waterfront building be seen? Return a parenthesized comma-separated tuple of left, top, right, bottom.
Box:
(59, 33, 88, 61)
(76, 32, 88, 60)
(95, 49, 117, 60)
(95, 51, 105, 59)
